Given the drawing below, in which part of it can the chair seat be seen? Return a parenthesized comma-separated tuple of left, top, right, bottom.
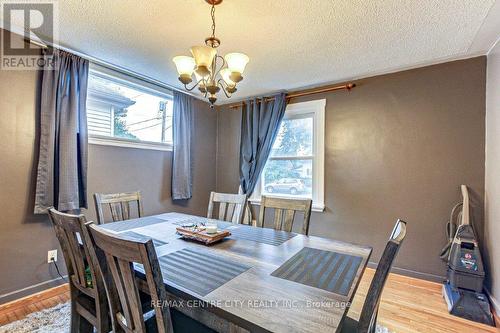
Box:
(144, 308, 215, 333)
(340, 316, 359, 333)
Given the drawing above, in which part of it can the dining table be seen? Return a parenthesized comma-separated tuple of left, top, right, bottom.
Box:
(100, 212, 372, 333)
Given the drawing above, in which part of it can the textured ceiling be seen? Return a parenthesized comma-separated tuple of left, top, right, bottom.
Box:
(50, 0, 498, 103)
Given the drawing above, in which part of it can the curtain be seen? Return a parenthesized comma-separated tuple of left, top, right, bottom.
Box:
(172, 91, 194, 200)
(34, 49, 89, 213)
(239, 92, 288, 196)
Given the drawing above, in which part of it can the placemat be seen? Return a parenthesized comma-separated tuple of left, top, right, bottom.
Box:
(226, 225, 297, 246)
(102, 217, 166, 232)
(271, 247, 362, 296)
(158, 248, 251, 296)
(119, 231, 167, 247)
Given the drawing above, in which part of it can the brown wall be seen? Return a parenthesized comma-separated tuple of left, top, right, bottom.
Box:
(485, 42, 500, 312)
(0, 52, 217, 303)
(216, 57, 486, 280)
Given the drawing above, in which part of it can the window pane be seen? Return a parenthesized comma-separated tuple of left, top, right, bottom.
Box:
(271, 117, 313, 157)
(87, 73, 173, 144)
(262, 159, 313, 198)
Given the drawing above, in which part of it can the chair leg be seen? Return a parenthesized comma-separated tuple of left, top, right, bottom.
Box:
(368, 312, 378, 333)
(70, 299, 79, 333)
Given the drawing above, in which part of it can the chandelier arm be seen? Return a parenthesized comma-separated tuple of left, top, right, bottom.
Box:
(213, 55, 226, 79)
(182, 78, 203, 92)
(218, 79, 232, 98)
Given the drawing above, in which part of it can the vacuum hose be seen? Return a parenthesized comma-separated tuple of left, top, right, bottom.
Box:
(439, 202, 463, 261)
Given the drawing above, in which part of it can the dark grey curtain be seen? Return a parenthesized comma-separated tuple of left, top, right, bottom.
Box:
(172, 91, 194, 200)
(239, 93, 288, 195)
(34, 50, 89, 213)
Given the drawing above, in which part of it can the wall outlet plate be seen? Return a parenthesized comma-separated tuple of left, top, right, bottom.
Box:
(47, 249, 57, 263)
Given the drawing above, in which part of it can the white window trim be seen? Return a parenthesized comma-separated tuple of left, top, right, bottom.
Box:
(87, 65, 174, 151)
(249, 99, 326, 212)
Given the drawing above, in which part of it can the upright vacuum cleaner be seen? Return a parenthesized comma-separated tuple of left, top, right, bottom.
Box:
(441, 185, 495, 326)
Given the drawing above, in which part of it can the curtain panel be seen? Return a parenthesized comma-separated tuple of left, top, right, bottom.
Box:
(172, 91, 194, 200)
(34, 50, 89, 213)
(239, 93, 288, 196)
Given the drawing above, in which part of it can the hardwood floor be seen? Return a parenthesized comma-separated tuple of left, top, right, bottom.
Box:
(0, 269, 498, 332)
(0, 284, 69, 327)
(348, 269, 499, 332)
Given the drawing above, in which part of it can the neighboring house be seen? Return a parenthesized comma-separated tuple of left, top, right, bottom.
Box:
(87, 81, 136, 137)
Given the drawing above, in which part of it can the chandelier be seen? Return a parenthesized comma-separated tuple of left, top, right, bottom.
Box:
(172, 0, 249, 107)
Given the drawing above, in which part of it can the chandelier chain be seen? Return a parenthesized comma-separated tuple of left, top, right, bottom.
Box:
(211, 4, 216, 38)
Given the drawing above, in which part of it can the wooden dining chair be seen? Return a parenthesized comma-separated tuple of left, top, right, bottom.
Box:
(256, 196, 313, 235)
(47, 208, 110, 333)
(86, 223, 214, 333)
(341, 219, 407, 333)
(94, 191, 143, 224)
(207, 191, 247, 224)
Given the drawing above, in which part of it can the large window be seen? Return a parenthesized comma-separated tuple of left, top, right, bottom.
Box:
(252, 99, 325, 211)
(87, 68, 173, 151)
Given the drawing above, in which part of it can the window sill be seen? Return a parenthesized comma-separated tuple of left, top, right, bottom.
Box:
(89, 136, 173, 152)
(248, 197, 325, 212)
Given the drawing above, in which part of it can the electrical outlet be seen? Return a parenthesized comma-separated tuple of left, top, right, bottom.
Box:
(47, 249, 58, 263)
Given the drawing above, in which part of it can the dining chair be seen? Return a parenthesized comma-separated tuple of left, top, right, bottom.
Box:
(47, 208, 110, 333)
(256, 196, 313, 235)
(86, 223, 215, 333)
(341, 219, 407, 333)
(94, 191, 143, 224)
(207, 191, 247, 224)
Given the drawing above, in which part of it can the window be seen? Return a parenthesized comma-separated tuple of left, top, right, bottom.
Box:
(251, 99, 326, 211)
(87, 68, 173, 151)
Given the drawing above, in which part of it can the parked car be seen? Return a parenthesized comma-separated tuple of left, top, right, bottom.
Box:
(265, 178, 305, 195)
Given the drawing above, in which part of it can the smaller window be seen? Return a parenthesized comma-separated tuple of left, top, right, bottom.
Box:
(251, 99, 326, 212)
(87, 68, 173, 151)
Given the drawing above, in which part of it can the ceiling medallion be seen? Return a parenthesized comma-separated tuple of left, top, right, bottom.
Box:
(172, 0, 249, 107)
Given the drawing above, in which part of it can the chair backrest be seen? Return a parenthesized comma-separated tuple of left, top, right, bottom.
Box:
(47, 208, 105, 299)
(87, 223, 172, 333)
(357, 219, 407, 333)
(207, 191, 247, 224)
(257, 196, 313, 235)
(94, 191, 144, 224)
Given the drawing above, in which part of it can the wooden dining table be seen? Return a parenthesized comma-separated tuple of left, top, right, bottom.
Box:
(100, 212, 372, 333)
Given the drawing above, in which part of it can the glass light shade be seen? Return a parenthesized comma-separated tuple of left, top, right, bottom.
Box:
(190, 46, 217, 68)
(220, 68, 236, 87)
(172, 56, 195, 76)
(224, 52, 249, 74)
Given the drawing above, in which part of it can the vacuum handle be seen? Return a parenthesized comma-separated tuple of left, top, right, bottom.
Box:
(461, 184, 470, 226)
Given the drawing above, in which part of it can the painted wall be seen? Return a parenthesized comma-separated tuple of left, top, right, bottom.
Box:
(0, 32, 217, 303)
(485, 41, 500, 313)
(216, 57, 486, 281)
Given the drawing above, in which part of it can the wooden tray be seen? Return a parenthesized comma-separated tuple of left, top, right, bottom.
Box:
(176, 226, 231, 245)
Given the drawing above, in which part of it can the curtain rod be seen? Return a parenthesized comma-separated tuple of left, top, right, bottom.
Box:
(24, 35, 202, 100)
(227, 83, 356, 109)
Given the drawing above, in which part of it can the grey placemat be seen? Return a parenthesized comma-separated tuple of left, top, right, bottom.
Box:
(120, 231, 167, 247)
(226, 226, 297, 246)
(271, 247, 362, 296)
(101, 216, 166, 232)
(158, 248, 251, 296)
